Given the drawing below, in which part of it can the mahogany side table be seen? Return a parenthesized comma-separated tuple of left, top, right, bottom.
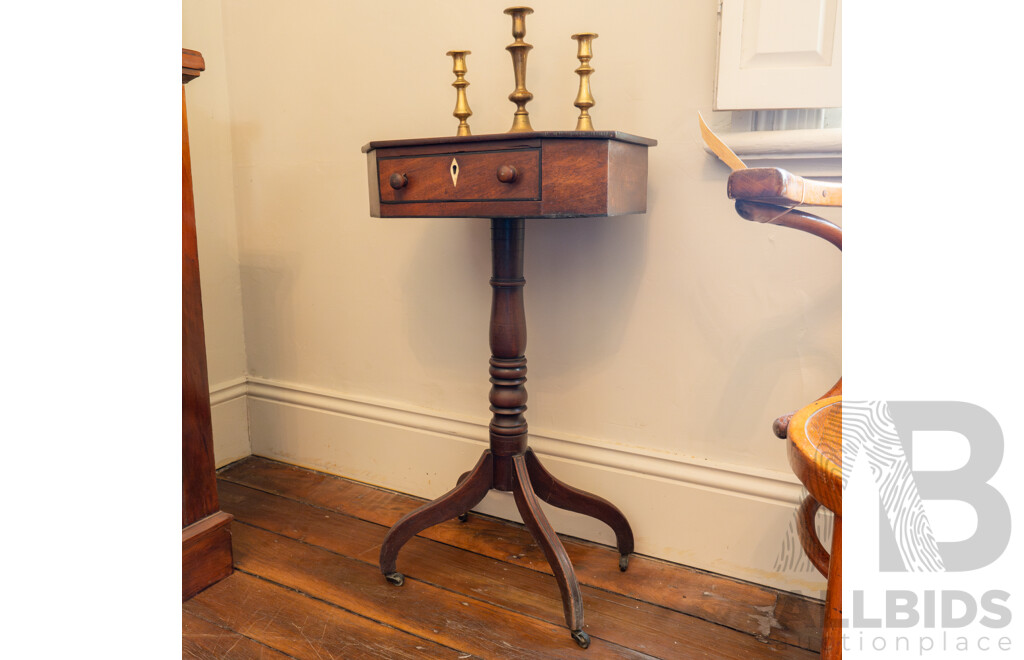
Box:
(362, 130, 656, 648)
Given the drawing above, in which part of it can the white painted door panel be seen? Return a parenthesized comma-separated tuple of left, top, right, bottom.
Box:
(715, 0, 842, 109)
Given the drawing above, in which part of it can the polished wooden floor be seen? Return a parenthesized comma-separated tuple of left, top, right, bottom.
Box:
(183, 457, 823, 659)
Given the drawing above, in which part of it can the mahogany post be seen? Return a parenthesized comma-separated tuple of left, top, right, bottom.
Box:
(182, 48, 233, 601)
(488, 218, 528, 490)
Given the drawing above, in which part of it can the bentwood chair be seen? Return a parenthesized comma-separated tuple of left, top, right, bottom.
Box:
(727, 167, 842, 658)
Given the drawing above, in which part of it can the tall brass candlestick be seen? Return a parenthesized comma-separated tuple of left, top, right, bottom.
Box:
(504, 6, 534, 132)
(571, 33, 598, 131)
(446, 50, 472, 136)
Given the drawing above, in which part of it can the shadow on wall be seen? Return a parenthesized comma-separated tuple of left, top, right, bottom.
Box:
(238, 252, 297, 380)
(401, 213, 649, 391)
(399, 219, 493, 385)
(526, 214, 649, 388)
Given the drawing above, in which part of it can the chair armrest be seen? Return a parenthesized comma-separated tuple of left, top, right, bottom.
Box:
(728, 167, 842, 207)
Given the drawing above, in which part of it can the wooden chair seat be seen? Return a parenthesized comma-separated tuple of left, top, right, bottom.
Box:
(789, 396, 842, 517)
(787, 396, 842, 660)
(788, 395, 842, 575)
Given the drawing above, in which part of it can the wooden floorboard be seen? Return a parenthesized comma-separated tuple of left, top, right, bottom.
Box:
(186, 456, 823, 659)
(186, 572, 473, 659)
(183, 610, 295, 659)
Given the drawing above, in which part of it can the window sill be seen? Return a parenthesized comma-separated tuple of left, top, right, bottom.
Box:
(704, 127, 842, 178)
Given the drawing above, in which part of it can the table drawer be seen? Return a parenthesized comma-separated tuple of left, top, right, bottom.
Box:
(378, 148, 540, 204)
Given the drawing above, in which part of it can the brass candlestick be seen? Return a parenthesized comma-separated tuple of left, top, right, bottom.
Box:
(446, 50, 472, 136)
(571, 33, 598, 131)
(504, 6, 534, 132)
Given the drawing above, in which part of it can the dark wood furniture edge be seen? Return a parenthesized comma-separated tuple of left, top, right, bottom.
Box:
(183, 508, 234, 542)
(362, 130, 657, 153)
(182, 48, 233, 602)
(182, 48, 206, 84)
(182, 510, 234, 601)
(182, 61, 218, 528)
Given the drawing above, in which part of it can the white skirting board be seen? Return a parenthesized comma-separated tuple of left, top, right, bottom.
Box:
(224, 376, 827, 596)
(210, 377, 252, 468)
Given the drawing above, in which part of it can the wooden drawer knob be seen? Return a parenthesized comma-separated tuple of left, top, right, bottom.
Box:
(496, 165, 518, 183)
(389, 173, 408, 190)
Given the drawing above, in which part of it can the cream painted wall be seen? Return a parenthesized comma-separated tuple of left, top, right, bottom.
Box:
(184, 0, 839, 594)
(183, 0, 251, 466)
